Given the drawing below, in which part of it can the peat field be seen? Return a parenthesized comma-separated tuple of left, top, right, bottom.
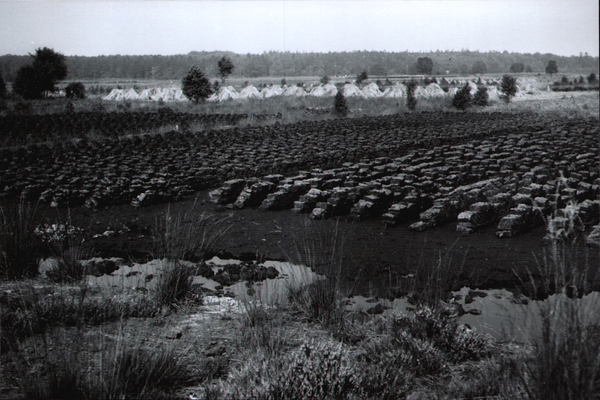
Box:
(1, 110, 599, 297)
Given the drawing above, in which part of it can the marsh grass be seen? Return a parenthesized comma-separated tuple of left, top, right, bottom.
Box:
(0, 197, 44, 279)
(398, 237, 471, 308)
(1, 277, 197, 399)
(10, 323, 195, 400)
(152, 201, 231, 262)
(36, 209, 95, 283)
(283, 219, 349, 330)
(0, 281, 160, 352)
(510, 294, 600, 400)
(153, 260, 202, 309)
(508, 192, 600, 399)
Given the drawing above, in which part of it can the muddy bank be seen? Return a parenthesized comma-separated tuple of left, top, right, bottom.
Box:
(37, 189, 598, 298)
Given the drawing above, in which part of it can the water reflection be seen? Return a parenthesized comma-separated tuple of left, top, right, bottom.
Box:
(81, 257, 600, 343)
(83, 257, 324, 303)
(347, 288, 600, 342)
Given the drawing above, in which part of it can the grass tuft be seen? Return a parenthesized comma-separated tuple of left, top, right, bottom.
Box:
(152, 202, 231, 262)
(153, 260, 202, 309)
(0, 198, 44, 280)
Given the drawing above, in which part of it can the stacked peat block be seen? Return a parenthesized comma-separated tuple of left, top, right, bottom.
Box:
(408, 178, 502, 232)
(382, 201, 422, 227)
(259, 181, 311, 211)
(456, 202, 497, 234)
(293, 188, 325, 214)
(410, 197, 462, 231)
(208, 179, 247, 205)
(496, 203, 544, 238)
(349, 186, 393, 221)
(234, 180, 277, 209)
(326, 187, 356, 216)
(587, 224, 600, 247)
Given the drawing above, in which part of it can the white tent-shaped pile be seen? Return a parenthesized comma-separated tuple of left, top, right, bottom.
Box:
(239, 85, 262, 99)
(521, 83, 541, 95)
(342, 83, 365, 98)
(467, 81, 478, 95)
(322, 84, 338, 96)
(413, 86, 428, 98)
(261, 85, 283, 98)
(309, 85, 326, 97)
(208, 86, 239, 102)
(382, 83, 406, 98)
(309, 84, 338, 97)
(123, 88, 140, 100)
(487, 86, 499, 101)
(103, 89, 125, 101)
(425, 83, 446, 98)
(362, 82, 383, 98)
(138, 88, 155, 101)
(283, 85, 307, 96)
(446, 87, 459, 98)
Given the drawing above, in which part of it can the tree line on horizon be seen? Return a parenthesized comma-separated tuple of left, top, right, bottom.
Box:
(0, 49, 597, 83)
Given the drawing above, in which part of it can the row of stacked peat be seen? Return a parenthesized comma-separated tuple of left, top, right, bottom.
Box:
(1, 112, 532, 208)
(208, 128, 599, 240)
(1, 112, 598, 242)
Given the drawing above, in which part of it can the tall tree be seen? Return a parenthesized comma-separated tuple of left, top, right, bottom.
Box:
(181, 66, 212, 103)
(218, 56, 235, 83)
(545, 60, 558, 78)
(12, 47, 68, 99)
(416, 57, 433, 75)
(499, 74, 518, 103)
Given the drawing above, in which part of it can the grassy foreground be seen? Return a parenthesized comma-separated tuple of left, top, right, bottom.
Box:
(1, 201, 599, 399)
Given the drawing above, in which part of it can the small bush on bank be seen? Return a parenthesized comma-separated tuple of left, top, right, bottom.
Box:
(452, 83, 473, 110)
(65, 82, 86, 99)
(473, 85, 489, 106)
(333, 91, 348, 117)
(500, 74, 518, 103)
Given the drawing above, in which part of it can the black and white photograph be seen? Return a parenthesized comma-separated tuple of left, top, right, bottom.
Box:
(1, 0, 599, 398)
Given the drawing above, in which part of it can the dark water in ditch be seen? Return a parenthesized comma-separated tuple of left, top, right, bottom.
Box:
(57, 256, 600, 343)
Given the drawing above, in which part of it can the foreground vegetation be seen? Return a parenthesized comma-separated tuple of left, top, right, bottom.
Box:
(1, 198, 599, 399)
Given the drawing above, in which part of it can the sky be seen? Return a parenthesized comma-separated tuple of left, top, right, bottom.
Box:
(0, 0, 598, 57)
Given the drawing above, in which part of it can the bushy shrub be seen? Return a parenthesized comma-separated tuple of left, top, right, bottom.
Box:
(181, 65, 212, 103)
(356, 70, 368, 85)
(587, 72, 597, 84)
(406, 80, 418, 111)
(499, 74, 518, 103)
(473, 85, 489, 106)
(333, 91, 348, 117)
(452, 83, 473, 110)
(65, 82, 86, 99)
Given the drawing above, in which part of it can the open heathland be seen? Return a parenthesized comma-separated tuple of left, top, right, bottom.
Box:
(1, 88, 599, 399)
